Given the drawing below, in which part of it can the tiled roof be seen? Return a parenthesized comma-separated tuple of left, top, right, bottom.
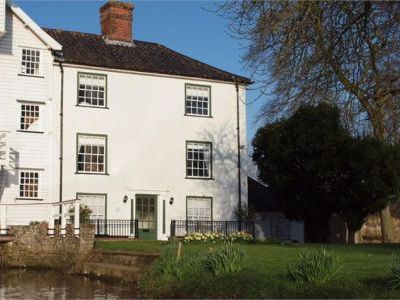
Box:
(44, 28, 251, 85)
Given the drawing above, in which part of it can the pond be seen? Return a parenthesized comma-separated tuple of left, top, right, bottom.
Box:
(0, 269, 137, 299)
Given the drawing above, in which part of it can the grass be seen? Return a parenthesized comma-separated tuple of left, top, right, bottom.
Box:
(96, 241, 400, 299)
(95, 240, 166, 253)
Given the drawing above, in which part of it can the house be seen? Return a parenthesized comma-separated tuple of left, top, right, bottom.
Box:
(248, 177, 304, 242)
(0, 1, 251, 240)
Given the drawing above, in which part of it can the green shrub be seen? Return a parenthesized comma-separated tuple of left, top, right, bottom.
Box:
(203, 242, 247, 275)
(69, 204, 92, 223)
(288, 248, 342, 286)
(390, 255, 400, 289)
(29, 221, 41, 226)
(153, 242, 203, 280)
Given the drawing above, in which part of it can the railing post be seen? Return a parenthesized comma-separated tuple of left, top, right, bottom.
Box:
(225, 220, 228, 235)
(60, 203, 66, 236)
(48, 205, 55, 236)
(135, 219, 139, 239)
(74, 201, 80, 237)
(0, 205, 7, 235)
(96, 219, 100, 236)
(130, 219, 133, 237)
(252, 221, 256, 238)
(171, 220, 176, 237)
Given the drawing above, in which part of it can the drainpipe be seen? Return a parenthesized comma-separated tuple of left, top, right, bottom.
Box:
(53, 51, 65, 206)
(234, 77, 242, 230)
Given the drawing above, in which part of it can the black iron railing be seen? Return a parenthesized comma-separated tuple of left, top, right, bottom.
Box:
(170, 220, 255, 237)
(82, 219, 139, 238)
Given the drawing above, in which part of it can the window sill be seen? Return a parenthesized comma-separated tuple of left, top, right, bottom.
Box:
(75, 172, 109, 176)
(185, 177, 214, 181)
(76, 105, 109, 110)
(184, 114, 213, 118)
(18, 74, 45, 79)
(17, 130, 44, 134)
(15, 197, 43, 201)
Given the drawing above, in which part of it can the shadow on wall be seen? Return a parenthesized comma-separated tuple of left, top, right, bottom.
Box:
(0, 148, 19, 202)
(196, 122, 242, 221)
(0, 6, 13, 55)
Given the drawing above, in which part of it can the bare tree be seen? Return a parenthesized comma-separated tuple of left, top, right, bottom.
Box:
(218, 1, 400, 242)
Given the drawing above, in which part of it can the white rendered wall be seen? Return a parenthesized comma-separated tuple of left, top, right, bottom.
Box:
(58, 65, 248, 240)
(0, 6, 55, 224)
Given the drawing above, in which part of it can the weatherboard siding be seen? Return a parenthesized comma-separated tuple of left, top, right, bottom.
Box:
(0, 6, 54, 223)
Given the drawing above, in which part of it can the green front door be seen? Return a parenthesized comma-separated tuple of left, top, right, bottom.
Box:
(135, 195, 157, 240)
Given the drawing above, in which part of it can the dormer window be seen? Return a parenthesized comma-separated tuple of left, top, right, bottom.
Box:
(78, 73, 107, 108)
(21, 48, 41, 76)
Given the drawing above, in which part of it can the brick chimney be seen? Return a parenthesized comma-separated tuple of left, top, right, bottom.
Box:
(100, 1, 134, 44)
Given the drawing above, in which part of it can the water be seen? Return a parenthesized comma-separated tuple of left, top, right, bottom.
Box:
(0, 269, 137, 299)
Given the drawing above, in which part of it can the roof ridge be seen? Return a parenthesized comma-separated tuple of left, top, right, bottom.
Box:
(42, 27, 159, 46)
(158, 44, 245, 81)
(44, 28, 252, 84)
(42, 27, 99, 37)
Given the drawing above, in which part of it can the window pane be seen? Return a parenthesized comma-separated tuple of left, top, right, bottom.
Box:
(77, 135, 107, 174)
(20, 104, 41, 131)
(77, 194, 106, 219)
(185, 85, 210, 116)
(78, 73, 106, 107)
(186, 142, 211, 178)
(187, 197, 212, 221)
(21, 48, 40, 75)
(19, 171, 39, 198)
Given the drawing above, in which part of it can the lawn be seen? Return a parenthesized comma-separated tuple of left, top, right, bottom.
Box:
(95, 241, 400, 299)
(95, 240, 166, 253)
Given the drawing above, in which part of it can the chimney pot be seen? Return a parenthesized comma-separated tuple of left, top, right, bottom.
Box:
(100, 1, 134, 43)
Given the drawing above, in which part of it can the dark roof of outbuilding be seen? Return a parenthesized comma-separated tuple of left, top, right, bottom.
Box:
(247, 177, 282, 213)
(44, 28, 251, 85)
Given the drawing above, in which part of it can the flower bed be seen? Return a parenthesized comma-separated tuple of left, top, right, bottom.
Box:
(183, 231, 253, 243)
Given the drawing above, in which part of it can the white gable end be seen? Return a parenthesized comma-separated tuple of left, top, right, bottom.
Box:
(8, 2, 61, 50)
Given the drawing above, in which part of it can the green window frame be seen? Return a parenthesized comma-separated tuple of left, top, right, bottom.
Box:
(76, 193, 107, 220)
(77, 72, 108, 108)
(184, 83, 212, 117)
(185, 140, 213, 179)
(76, 133, 108, 175)
(186, 196, 213, 221)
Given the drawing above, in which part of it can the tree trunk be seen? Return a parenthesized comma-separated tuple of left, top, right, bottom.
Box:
(380, 206, 395, 243)
(346, 228, 355, 244)
(371, 108, 395, 243)
(346, 225, 360, 244)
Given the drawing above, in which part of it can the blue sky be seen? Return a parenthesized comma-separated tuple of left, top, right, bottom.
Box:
(14, 0, 265, 147)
